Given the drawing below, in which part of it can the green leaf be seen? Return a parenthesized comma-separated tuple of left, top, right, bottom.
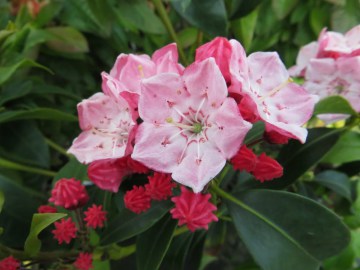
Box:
(232, 7, 259, 51)
(101, 200, 172, 245)
(272, 0, 299, 19)
(116, 0, 166, 34)
(53, 158, 88, 182)
(178, 27, 198, 49)
(309, 6, 330, 35)
(323, 241, 355, 270)
(45, 27, 89, 53)
(170, 0, 228, 36)
(226, 189, 350, 270)
(0, 108, 78, 123)
(244, 121, 265, 144)
(229, 0, 262, 19)
(33, 0, 63, 27)
(315, 170, 351, 201)
(322, 131, 360, 164)
(263, 128, 342, 189)
(313, 96, 357, 116)
(0, 81, 32, 106)
(137, 214, 177, 270)
(0, 191, 4, 214)
(0, 59, 52, 85)
(24, 213, 66, 257)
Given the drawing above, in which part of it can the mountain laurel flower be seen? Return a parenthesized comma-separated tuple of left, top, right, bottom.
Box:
(124, 186, 151, 214)
(253, 153, 283, 182)
(0, 256, 20, 270)
(132, 58, 251, 193)
(145, 172, 176, 200)
(37, 205, 57, 213)
(170, 186, 218, 231)
(264, 125, 290, 144)
(84, 204, 107, 229)
(74, 252, 93, 270)
(52, 218, 77, 244)
(230, 145, 257, 173)
(49, 178, 89, 210)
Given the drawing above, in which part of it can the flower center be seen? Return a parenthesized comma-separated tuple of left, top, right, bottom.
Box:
(192, 122, 203, 134)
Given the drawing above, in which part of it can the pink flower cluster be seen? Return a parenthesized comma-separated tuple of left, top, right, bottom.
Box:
(290, 25, 360, 122)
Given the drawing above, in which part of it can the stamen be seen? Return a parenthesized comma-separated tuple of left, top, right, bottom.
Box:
(258, 77, 293, 102)
(172, 107, 192, 123)
(195, 98, 206, 122)
(138, 65, 144, 78)
(166, 117, 194, 130)
(178, 134, 195, 164)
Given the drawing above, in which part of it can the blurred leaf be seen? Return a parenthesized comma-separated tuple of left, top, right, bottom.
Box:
(272, 0, 299, 19)
(0, 81, 32, 106)
(309, 6, 330, 35)
(137, 214, 177, 270)
(53, 158, 88, 182)
(313, 96, 357, 116)
(322, 131, 360, 164)
(116, 0, 166, 34)
(178, 27, 198, 49)
(24, 213, 66, 257)
(323, 241, 355, 270)
(0, 108, 78, 123)
(262, 128, 342, 189)
(229, 0, 262, 20)
(0, 121, 50, 168)
(232, 7, 259, 51)
(171, 0, 228, 36)
(227, 189, 350, 270)
(101, 200, 173, 245)
(0, 59, 52, 85)
(244, 121, 265, 144)
(46, 26, 89, 53)
(315, 170, 351, 201)
(93, 260, 111, 270)
(337, 161, 360, 177)
(33, 0, 63, 27)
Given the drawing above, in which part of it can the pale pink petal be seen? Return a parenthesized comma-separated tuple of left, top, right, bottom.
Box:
(317, 114, 350, 124)
(345, 25, 360, 55)
(195, 37, 232, 82)
(172, 142, 226, 193)
(132, 122, 187, 172)
(265, 122, 308, 143)
(228, 39, 249, 94)
(288, 41, 319, 77)
(152, 43, 184, 74)
(183, 58, 227, 109)
(206, 98, 252, 159)
(318, 30, 350, 57)
(304, 58, 336, 82)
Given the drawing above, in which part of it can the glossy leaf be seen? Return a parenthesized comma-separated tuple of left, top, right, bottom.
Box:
(101, 200, 173, 245)
(227, 189, 350, 270)
(229, 0, 262, 19)
(0, 81, 32, 106)
(53, 158, 88, 182)
(170, 0, 227, 36)
(272, 0, 299, 19)
(322, 131, 360, 164)
(0, 108, 78, 123)
(263, 128, 342, 189)
(24, 213, 66, 257)
(46, 27, 89, 53)
(313, 96, 357, 116)
(232, 7, 259, 51)
(137, 214, 177, 270)
(315, 170, 351, 201)
(244, 121, 265, 144)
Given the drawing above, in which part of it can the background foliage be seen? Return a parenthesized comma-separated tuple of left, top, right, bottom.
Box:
(0, 0, 360, 269)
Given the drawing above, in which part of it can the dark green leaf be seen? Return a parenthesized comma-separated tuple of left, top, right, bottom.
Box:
(33, 0, 63, 27)
(171, 0, 227, 36)
(322, 131, 360, 164)
(244, 121, 265, 144)
(0, 81, 32, 106)
(0, 108, 78, 123)
(101, 200, 173, 245)
(24, 213, 66, 256)
(229, 0, 262, 19)
(227, 189, 350, 270)
(232, 7, 259, 51)
(315, 170, 351, 201)
(272, 0, 299, 19)
(313, 96, 357, 116)
(137, 214, 177, 270)
(46, 27, 89, 53)
(263, 128, 342, 189)
(53, 158, 88, 182)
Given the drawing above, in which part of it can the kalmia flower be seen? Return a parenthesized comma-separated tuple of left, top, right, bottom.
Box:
(84, 204, 107, 229)
(264, 125, 290, 144)
(132, 58, 251, 192)
(49, 178, 89, 209)
(253, 153, 283, 182)
(68, 93, 136, 164)
(170, 186, 218, 231)
(0, 256, 20, 270)
(230, 145, 257, 173)
(74, 252, 93, 270)
(145, 172, 176, 200)
(124, 186, 151, 214)
(38, 205, 57, 213)
(52, 218, 77, 244)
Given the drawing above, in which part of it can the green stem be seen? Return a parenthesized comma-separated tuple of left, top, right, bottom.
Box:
(44, 138, 70, 158)
(151, 0, 188, 65)
(173, 225, 188, 236)
(0, 158, 56, 177)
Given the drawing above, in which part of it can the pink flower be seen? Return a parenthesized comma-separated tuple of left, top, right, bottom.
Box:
(38, 205, 57, 213)
(170, 186, 218, 231)
(68, 92, 136, 164)
(230, 145, 257, 173)
(124, 186, 151, 214)
(52, 218, 77, 244)
(88, 155, 149, 193)
(288, 41, 319, 77)
(229, 40, 318, 143)
(0, 256, 20, 270)
(145, 172, 176, 200)
(74, 252, 93, 270)
(84, 204, 107, 229)
(49, 178, 89, 210)
(132, 58, 251, 193)
(252, 153, 283, 182)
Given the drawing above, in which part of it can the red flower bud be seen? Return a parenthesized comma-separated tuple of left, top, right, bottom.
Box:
(253, 153, 283, 182)
(124, 186, 151, 214)
(230, 145, 257, 173)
